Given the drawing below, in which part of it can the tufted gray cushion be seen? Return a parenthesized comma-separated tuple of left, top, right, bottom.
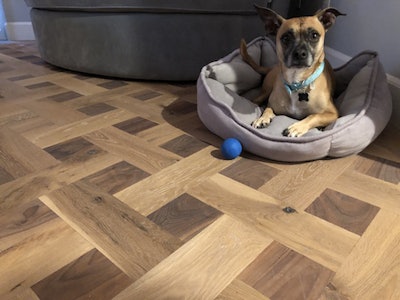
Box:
(197, 37, 392, 162)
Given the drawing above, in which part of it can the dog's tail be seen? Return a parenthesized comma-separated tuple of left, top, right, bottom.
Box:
(240, 39, 271, 75)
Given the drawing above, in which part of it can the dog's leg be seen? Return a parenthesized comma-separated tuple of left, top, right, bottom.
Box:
(252, 88, 270, 105)
(252, 107, 276, 128)
(283, 111, 338, 137)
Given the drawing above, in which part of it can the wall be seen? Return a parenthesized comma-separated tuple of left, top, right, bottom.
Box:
(325, 0, 400, 128)
(2, 0, 34, 40)
(0, 1, 6, 40)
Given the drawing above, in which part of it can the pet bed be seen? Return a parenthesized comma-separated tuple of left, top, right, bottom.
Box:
(197, 36, 392, 162)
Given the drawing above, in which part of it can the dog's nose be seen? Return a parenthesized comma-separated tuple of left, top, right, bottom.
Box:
(293, 47, 308, 60)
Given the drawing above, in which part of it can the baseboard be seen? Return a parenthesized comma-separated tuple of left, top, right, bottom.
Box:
(326, 46, 400, 130)
(5, 22, 35, 41)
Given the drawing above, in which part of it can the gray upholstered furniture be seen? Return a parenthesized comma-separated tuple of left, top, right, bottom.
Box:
(25, 0, 266, 81)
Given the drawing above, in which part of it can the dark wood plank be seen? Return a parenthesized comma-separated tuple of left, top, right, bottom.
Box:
(113, 117, 158, 135)
(85, 161, 150, 194)
(239, 241, 334, 300)
(48, 91, 82, 103)
(44, 137, 105, 162)
(160, 134, 208, 158)
(77, 102, 117, 116)
(98, 80, 128, 90)
(305, 189, 380, 236)
(32, 249, 133, 300)
(148, 193, 222, 242)
(220, 158, 280, 189)
(354, 154, 400, 184)
(128, 89, 162, 101)
(0, 166, 14, 185)
(26, 81, 55, 89)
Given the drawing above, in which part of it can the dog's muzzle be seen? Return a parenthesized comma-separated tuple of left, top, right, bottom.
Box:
(288, 44, 313, 68)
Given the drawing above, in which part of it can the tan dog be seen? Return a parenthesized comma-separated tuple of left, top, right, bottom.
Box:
(241, 5, 345, 137)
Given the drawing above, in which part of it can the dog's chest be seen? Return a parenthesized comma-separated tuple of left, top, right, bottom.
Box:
(286, 92, 311, 119)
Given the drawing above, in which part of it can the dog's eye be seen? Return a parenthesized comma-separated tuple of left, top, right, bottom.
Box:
(310, 31, 320, 42)
(281, 32, 293, 45)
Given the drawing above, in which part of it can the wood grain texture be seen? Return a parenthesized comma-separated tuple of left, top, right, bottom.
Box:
(32, 249, 132, 300)
(0, 218, 93, 294)
(258, 155, 357, 209)
(114, 215, 272, 300)
(190, 174, 359, 271)
(329, 171, 400, 212)
(305, 189, 380, 235)
(0, 152, 121, 210)
(1, 285, 40, 300)
(0, 127, 59, 177)
(148, 193, 223, 242)
(332, 210, 400, 299)
(220, 158, 280, 189)
(216, 279, 271, 300)
(85, 126, 181, 174)
(39, 180, 182, 279)
(113, 116, 158, 135)
(0, 41, 399, 299)
(85, 161, 150, 194)
(32, 109, 137, 148)
(114, 147, 233, 216)
(239, 241, 334, 300)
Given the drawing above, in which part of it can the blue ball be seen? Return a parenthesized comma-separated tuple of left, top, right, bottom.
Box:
(221, 138, 242, 160)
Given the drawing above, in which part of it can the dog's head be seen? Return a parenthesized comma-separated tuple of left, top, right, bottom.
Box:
(254, 5, 345, 69)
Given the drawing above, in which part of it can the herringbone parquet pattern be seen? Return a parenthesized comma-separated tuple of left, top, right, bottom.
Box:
(0, 41, 399, 300)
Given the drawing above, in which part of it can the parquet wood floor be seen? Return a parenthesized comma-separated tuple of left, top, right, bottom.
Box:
(0, 41, 399, 300)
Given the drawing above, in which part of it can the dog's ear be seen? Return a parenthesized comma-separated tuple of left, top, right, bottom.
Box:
(254, 4, 285, 36)
(316, 8, 346, 30)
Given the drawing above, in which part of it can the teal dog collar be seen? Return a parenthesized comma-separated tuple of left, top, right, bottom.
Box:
(283, 61, 325, 95)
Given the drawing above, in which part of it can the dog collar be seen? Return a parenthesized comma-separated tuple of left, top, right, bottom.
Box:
(283, 61, 325, 95)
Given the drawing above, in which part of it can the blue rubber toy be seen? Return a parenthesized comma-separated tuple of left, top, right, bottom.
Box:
(221, 138, 242, 160)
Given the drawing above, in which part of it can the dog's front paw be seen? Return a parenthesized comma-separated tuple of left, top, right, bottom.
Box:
(283, 122, 310, 137)
(252, 108, 275, 128)
(252, 116, 272, 128)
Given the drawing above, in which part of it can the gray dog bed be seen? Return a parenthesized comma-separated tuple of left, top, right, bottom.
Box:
(197, 37, 392, 162)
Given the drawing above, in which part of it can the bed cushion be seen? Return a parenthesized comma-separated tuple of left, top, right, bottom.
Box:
(197, 36, 392, 162)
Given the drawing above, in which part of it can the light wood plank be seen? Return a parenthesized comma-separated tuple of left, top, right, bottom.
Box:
(85, 126, 181, 174)
(22, 98, 86, 125)
(114, 215, 272, 300)
(332, 210, 400, 299)
(110, 94, 178, 124)
(258, 155, 357, 209)
(16, 72, 72, 87)
(0, 102, 29, 120)
(63, 84, 142, 110)
(114, 146, 234, 216)
(39, 180, 182, 279)
(329, 170, 400, 211)
(1, 285, 40, 300)
(0, 218, 93, 294)
(31, 109, 136, 148)
(0, 127, 59, 178)
(0, 152, 121, 211)
(50, 76, 108, 95)
(363, 126, 400, 163)
(135, 122, 185, 146)
(216, 279, 271, 300)
(190, 173, 359, 271)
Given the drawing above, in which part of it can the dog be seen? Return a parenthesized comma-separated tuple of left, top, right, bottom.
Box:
(240, 5, 345, 137)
